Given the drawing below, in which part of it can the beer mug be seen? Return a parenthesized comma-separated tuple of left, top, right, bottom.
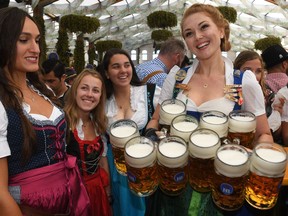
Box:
(170, 114, 199, 143)
(124, 136, 158, 197)
(228, 110, 256, 149)
(200, 110, 228, 143)
(157, 136, 188, 196)
(245, 143, 287, 210)
(159, 99, 186, 132)
(212, 144, 250, 211)
(188, 128, 221, 192)
(109, 119, 140, 175)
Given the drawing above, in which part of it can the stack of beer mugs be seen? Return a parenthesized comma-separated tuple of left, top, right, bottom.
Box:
(111, 110, 287, 211)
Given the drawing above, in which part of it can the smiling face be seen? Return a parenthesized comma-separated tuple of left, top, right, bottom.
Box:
(107, 54, 132, 88)
(76, 74, 102, 113)
(15, 17, 40, 74)
(182, 12, 224, 60)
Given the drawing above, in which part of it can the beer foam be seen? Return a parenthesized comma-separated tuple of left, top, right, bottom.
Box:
(125, 143, 156, 168)
(215, 149, 249, 177)
(256, 148, 286, 163)
(173, 121, 198, 132)
(162, 104, 185, 114)
(111, 125, 136, 137)
(189, 133, 220, 159)
(202, 116, 227, 124)
(126, 143, 153, 158)
(157, 142, 188, 168)
(251, 148, 287, 176)
(159, 142, 186, 157)
(200, 117, 228, 138)
(229, 115, 256, 133)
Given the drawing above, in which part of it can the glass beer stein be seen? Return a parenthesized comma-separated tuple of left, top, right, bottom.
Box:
(228, 110, 256, 149)
(124, 136, 158, 197)
(211, 144, 250, 211)
(159, 99, 186, 132)
(200, 110, 228, 143)
(170, 114, 199, 143)
(188, 128, 220, 192)
(109, 119, 139, 176)
(245, 143, 287, 210)
(157, 136, 188, 196)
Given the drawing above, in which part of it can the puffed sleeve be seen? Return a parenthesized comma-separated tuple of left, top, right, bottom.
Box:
(241, 71, 266, 116)
(0, 101, 11, 158)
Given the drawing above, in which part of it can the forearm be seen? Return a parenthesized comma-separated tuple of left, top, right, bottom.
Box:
(0, 194, 22, 216)
(254, 114, 273, 146)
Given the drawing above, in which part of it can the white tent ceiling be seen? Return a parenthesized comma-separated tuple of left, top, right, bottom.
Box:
(10, 0, 288, 53)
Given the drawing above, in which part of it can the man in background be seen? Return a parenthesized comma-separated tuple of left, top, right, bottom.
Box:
(136, 37, 186, 87)
(65, 67, 77, 86)
(42, 58, 68, 105)
(262, 44, 288, 145)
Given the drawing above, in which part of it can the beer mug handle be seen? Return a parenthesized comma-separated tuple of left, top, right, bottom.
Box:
(232, 138, 240, 145)
(157, 128, 168, 140)
(222, 138, 240, 145)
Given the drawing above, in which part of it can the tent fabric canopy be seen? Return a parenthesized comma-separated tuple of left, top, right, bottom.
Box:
(9, 0, 288, 52)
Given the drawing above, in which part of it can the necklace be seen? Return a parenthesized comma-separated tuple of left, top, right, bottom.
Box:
(23, 87, 36, 102)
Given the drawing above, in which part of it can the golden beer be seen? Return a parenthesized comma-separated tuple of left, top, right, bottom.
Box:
(228, 110, 256, 149)
(157, 136, 188, 196)
(170, 114, 199, 143)
(124, 136, 158, 197)
(109, 119, 139, 175)
(200, 110, 228, 141)
(245, 143, 287, 209)
(188, 129, 220, 192)
(159, 99, 186, 132)
(212, 144, 250, 211)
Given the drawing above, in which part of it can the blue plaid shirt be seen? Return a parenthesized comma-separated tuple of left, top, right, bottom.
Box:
(136, 57, 168, 87)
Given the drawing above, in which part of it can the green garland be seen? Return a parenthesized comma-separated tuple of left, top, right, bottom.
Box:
(151, 29, 173, 41)
(60, 14, 100, 34)
(95, 40, 122, 53)
(74, 35, 85, 74)
(95, 40, 122, 63)
(55, 28, 69, 66)
(88, 43, 96, 65)
(147, 10, 177, 29)
(217, 6, 237, 23)
(254, 36, 282, 51)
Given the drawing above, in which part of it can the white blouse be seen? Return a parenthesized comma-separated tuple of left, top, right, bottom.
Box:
(159, 56, 265, 117)
(106, 85, 160, 131)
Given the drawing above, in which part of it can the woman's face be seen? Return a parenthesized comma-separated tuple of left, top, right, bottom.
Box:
(107, 54, 132, 87)
(15, 17, 40, 73)
(240, 59, 263, 82)
(76, 74, 102, 113)
(182, 12, 224, 60)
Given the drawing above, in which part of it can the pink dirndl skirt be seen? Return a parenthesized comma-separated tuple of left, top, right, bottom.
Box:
(9, 155, 91, 215)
